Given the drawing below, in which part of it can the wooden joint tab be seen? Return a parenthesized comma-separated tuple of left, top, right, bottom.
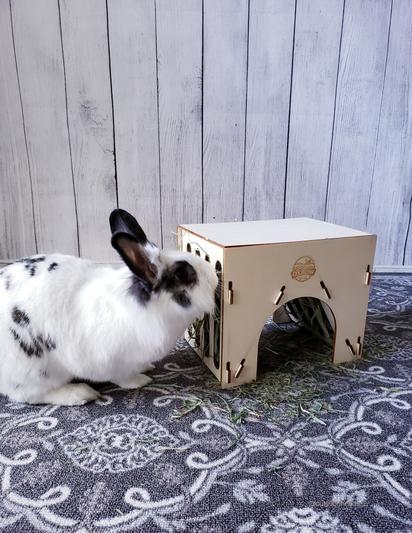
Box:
(365, 265, 372, 285)
(356, 336, 362, 356)
(320, 280, 331, 299)
(226, 362, 231, 384)
(227, 281, 233, 305)
(345, 339, 355, 355)
(234, 358, 246, 379)
(274, 285, 286, 306)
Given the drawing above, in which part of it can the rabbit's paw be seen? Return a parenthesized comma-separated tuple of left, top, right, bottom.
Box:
(141, 362, 155, 372)
(35, 383, 101, 406)
(114, 374, 153, 390)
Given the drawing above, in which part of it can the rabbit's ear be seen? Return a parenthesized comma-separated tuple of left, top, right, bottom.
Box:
(112, 234, 157, 286)
(109, 209, 148, 245)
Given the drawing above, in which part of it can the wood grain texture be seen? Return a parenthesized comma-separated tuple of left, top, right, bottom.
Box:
(1, 0, 410, 266)
(11, 0, 78, 255)
(366, 0, 412, 265)
(325, 0, 392, 230)
(107, 0, 162, 245)
(203, 0, 249, 223)
(60, 0, 117, 260)
(285, 0, 343, 219)
(0, 1, 36, 260)
(156, 0, 202, 248)
(244, 0, 295, 221)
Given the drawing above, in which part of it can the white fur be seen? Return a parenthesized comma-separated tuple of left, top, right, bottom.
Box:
(0, 248, 217, 405)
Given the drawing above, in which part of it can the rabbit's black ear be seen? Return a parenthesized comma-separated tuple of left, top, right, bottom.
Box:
(109, 209, 148, 245)
(111, 234, 157, 286)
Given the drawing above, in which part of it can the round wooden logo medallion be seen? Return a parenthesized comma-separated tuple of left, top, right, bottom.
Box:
(291, 256, 316, 282)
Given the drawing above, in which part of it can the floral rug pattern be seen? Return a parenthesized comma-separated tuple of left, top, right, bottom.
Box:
(0, 274, 411, 532)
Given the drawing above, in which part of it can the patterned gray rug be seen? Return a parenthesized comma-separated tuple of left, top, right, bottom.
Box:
(0, 274, 411, 532)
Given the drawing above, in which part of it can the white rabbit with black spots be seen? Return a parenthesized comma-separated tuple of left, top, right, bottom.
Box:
(0, 209, 217, 405)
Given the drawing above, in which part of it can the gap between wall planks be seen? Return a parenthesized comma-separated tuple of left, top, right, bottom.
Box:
(10, 0, 79, 256)
(156, 0, 203, 250)
(107, 0, 162, 247)
(366, 0, 412, 265)
(285, 0, 343, 220)
(1, 0, 411, 265)
(59, 0, 117, 261)
(0, 1, 36, 259)
(203, 0, 249, 225)
(244, 0, 295, 221)
(325, 0, 392, 230)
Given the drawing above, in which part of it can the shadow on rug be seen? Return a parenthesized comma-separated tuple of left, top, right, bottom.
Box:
(0, 275, 411, 532)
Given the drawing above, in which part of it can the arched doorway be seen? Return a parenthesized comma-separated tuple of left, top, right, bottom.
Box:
(258, 297, 336, 377)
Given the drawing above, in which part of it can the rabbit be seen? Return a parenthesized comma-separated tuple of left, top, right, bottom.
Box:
(0, 209, 218, 406)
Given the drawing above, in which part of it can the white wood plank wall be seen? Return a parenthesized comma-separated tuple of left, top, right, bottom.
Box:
(0, 0, 410, 266)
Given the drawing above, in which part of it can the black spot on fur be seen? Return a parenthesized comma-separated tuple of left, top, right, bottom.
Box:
(33, 333, 56, 353)
(10, 329, 42, 358)
(25, 264, 36, 276)
(17, 256, 46, 277)
(17, 256, 46, 264)
(129, 276, 152, 304)
(9, 310, 56, 358)
(0, 269, 12, 290)
(33, 335, 44, 354)
(35, 334, 56, 352)
(173, 291, 191, 308)
(156, 261, 198, 292)
(48, 262, 58, 271)
(12, 307, 30, 326)
(128, 261, 197, 306)
(153, 261, 197, 307)
(45, 336, 57, 351)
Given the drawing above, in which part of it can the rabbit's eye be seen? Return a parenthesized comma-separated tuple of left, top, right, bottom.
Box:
(174, 267, 186, 281)
(172, 261, 197, 286)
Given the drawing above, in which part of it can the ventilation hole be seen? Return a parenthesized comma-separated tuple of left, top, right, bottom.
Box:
(205, 255, 210, 262)
(235, 358, 246, 379)
(186, 243, 192, 253)
(195, 249, 201, 256)
(203, 314, 210, 357)
(320, 280, 331, 299)
(282, 297, 335, 341)
(213, 269, 222, 369)
(345, 338, 355, 355)
(215, 260, 222, 273)
(228, 281, 233, 304)
(213, 326, 220, 369)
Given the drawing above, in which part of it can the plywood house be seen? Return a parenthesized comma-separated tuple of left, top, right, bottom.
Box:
(178, 218, 377, 388)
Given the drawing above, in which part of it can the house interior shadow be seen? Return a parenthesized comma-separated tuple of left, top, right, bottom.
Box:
(257, 297, 335, 378)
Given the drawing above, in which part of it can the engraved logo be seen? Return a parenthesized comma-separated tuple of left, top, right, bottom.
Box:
(291, 256, 316, 282)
